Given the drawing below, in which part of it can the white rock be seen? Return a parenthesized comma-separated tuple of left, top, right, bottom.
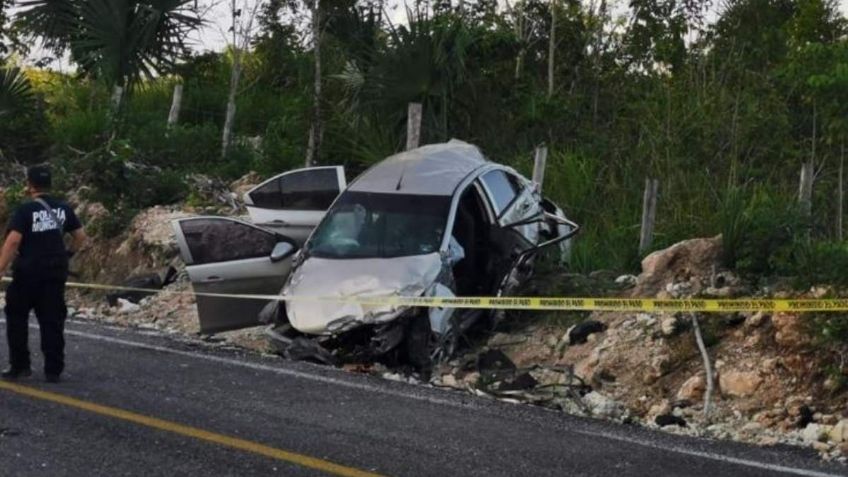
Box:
(677, 374, 706, 401)
(828, 419, 848, 443)
(745, 311, 769, 328)
(647, 400, 670, 418)
(615, 275, 637, 286)
(660, 315, 679, 336)
(802, 423, 832, 444)
(636, 313, 656, 326)
(116, 298, 140, 314)
(719, 370, 763, 398)
(813, 441, 832, 453)
(582, 391, 626, 419)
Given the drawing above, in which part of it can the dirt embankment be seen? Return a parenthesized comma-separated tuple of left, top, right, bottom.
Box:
(60, 173, 262, 342)
(431, 236, 848, 461)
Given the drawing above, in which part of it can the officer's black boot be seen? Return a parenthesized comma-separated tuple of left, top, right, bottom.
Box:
(1, 368, 32, 380)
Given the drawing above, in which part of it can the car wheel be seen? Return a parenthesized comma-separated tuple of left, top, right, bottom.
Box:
(403, 310, 434, 375)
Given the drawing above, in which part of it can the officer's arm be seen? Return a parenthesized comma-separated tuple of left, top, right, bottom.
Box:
(0, 231, 23, 275)
(69, 228, 87, 254)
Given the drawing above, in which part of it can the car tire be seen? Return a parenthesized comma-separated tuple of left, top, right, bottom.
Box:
(403, 310, 433, 376)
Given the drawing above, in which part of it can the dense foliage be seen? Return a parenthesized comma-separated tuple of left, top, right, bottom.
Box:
(3, 0, 848, 282)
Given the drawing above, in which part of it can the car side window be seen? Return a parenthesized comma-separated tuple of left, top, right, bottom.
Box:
(481, 170, 521, 216)
(248, 168, 341, 211)
(249, 180, 282, 209)
(182, 219, 278, 265)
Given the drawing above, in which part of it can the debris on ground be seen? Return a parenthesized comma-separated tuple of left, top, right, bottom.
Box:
(567, 320, 607, 345)
(106, 266, 178, 306)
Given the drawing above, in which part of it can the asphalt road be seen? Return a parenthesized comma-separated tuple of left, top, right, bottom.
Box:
(0, 318, 845, 477)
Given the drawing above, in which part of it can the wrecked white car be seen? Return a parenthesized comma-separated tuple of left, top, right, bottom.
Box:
(172, 141, 578, 368)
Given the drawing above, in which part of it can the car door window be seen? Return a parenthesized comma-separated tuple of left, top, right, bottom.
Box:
(181, 219, 278, 265)
(481, 170, 521, 216)
(247, 168, 343, 211)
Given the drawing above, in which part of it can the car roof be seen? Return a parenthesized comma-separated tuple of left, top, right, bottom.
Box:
(347, 140, 490, 196)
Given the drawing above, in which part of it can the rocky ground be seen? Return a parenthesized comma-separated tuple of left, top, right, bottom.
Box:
(3, 172, 847, 463)
(427, 237, 848, 462)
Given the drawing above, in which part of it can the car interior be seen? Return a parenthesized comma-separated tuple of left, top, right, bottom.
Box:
(451, 184, 493, 296)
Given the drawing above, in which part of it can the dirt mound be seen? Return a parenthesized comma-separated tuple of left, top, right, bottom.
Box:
(632, 235, 723, 297)
(72, 205, 191, 286)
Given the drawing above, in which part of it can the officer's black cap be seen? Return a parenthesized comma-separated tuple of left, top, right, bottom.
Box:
(26, 165, 52, 190)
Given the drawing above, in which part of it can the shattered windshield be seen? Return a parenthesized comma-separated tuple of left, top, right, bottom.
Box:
(307, 192, 450, 259)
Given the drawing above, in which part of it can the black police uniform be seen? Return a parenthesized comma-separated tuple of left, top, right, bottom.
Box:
(5, 196, 81, 376)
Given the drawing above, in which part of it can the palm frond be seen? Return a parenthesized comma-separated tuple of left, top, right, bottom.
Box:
(0, 66, 34, 117)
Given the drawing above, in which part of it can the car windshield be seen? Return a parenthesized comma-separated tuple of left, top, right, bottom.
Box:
(307, 191, 451, 259)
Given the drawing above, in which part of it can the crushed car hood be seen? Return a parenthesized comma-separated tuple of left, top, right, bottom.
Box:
(284, 253, 442, 334)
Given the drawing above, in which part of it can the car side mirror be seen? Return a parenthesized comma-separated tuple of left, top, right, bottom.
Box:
(270, 242, 296, 263)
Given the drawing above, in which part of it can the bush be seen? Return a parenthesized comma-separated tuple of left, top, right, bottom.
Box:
(720, 187, 807, 276)
(86, 205, 137, 239)
(127, 121, 220, 170)
(258, 117, 306, 175)
(786, 241, 848, 289)
(51, 108, 110, 152)
(3, 184, 26, 210)
(68, 141, 187, 237)
(218, 143, 258, 179)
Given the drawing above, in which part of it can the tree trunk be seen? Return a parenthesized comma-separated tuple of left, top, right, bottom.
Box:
(547, 0, 556, 97)
(513, 6, 526, 81)
(591, 0, 606, 125)
(799, 161, 814, 220)
(799, 103, 816, 225)
(221, 58, 241, 158)
(110, 85, 124, 116)
(167, 83, 183, 129)
(692, 314, 714, 423)
(515, 49, 526, 80)
(305, 0, 323, 167)
(221, 0, 243, 159)
(839, 143, 845, 241)
(109, 84, 124, 139)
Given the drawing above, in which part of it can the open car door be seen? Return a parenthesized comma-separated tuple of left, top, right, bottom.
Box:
(172, 217, 297, 334)
(244, 166, 346, 245)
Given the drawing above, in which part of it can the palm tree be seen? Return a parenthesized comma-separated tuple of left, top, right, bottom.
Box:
(15, 0, 201, 90)
(335, 5, 474, 145)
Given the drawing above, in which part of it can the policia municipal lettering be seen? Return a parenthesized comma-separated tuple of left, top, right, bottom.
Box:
(0, 166, 86, 383)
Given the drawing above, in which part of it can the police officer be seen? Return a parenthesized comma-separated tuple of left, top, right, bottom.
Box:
(0, 166, 86, 383)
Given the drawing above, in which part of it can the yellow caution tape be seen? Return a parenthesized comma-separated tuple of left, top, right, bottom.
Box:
(1, 277, 845, 312)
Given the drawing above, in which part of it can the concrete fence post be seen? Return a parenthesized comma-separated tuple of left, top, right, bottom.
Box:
(167, 83, 183, 129)
(406, 103, 422, 151)
(639, 178, 659, 255)
(532, 145, 548, 192)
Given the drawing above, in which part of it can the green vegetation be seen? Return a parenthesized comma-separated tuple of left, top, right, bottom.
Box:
(3, 0, 848, 283)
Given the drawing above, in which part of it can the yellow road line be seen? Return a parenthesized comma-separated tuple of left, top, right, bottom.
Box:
(0, 380, 384, 477)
